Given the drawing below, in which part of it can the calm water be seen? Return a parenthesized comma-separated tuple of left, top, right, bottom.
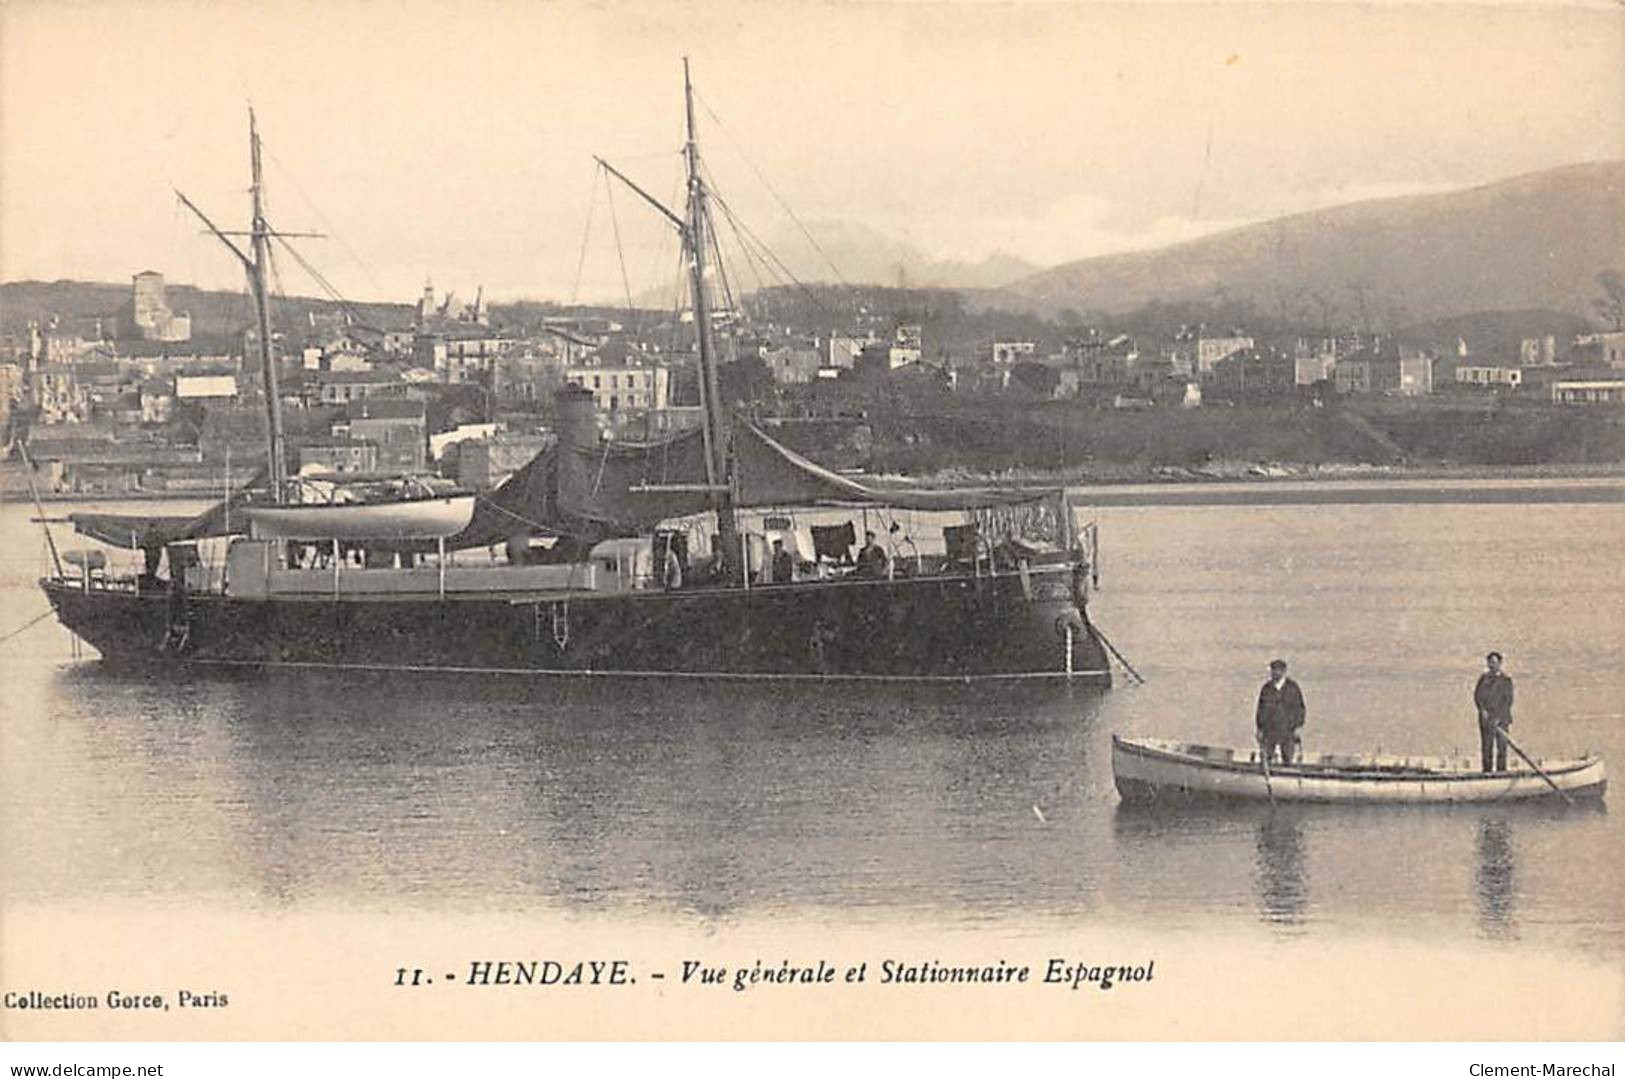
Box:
(1, 482, 1621, 957)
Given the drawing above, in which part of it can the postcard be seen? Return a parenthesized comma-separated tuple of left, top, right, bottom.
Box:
(1, 0, 1621, 1044)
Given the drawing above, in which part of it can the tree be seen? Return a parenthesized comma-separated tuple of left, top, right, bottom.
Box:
(1595, 270, 1624, 331)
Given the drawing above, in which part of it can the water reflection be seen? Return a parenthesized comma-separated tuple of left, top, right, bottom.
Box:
(42, 665, 1114, 920)
(1474, 817, 1517, 939)
(1254, 810, 1308, 925)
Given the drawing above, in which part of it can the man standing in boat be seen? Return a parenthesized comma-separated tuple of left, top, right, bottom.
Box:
(1475, 651, 1515, 772)
(1256, 659, 1306, 765)
(855, 530, 889, 579)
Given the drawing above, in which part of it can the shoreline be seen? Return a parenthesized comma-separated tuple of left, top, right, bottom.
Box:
(3, 460, 1621, 509)
(896, 460, 1625, 491)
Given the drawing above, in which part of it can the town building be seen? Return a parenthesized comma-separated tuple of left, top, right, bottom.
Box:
(309, 369, 412, 406)
(297, 437, 379, 475)
(564, 363, 670, 413)
(764, 344, 822, 385)
(1573, 331, 1625, 368)
(1191, 332, 1253, 375)
(139, 380, 175, 424)
(823, 334, 861, 370)
(334, 398, 427, 471)
(1454, 365, 1523, 389)
(175, 374, 239, 401)
(1293, 339, 1339, 385)
(990, 340, 1036, 366)
(31, 365, 90, 423)
(1208, 347, 1296, 398)
(1550, 377, 1625, 405)
(1067, 334, 1139, 385)
(121, 271, 192, 343)
(1397, 347, 1434, 396)
(1518, 335, 1558, 367)
(1334, 344, 1433, 396)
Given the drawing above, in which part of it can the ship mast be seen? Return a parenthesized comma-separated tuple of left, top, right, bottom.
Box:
(176, 108, 318, 506)
(595, 60, 740, 576)
(679, 58, 741, 574)
(248, 109, 287, 503)
(683, 59, 726, 495)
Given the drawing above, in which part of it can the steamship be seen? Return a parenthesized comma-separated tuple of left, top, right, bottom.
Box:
(37, 64, 1113, 686)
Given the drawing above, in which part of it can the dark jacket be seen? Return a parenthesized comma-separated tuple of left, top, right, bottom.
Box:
(1474, 672, 1514, 727)
(855, 543, 889, 579)
(1256, 678, 1306, 736)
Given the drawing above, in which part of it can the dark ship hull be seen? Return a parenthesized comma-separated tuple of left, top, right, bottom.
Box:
(42, 566, 1110, 683)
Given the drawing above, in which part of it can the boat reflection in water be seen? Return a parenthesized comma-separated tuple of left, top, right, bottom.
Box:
(1475, 817, 1517, 939)
(1254, 811, 1308, 926)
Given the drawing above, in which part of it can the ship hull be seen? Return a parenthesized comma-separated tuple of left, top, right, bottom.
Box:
(41, 568, 1111, 684)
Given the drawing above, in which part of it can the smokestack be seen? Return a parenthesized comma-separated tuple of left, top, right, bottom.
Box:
(554, 385, 601, 523)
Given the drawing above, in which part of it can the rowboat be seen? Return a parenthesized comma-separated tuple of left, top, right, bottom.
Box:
(241, 495, 477, 541)
(1112, 735, 1607, 805)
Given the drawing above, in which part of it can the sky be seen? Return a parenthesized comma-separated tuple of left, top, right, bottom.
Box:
(2, 0, 1621, 305)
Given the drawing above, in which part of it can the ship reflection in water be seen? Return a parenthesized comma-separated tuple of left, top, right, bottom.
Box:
(4, 647, 1618, 956)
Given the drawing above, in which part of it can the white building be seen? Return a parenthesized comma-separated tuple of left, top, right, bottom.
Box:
(1551, 379, 1625, 405)
(565, 364, 670, 413)
(174, 374, 238, 400)
(1454, 365, 1522, 388)
(990, 341, 1036, 365)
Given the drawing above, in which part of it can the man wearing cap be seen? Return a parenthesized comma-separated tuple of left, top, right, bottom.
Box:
(1474, 651, 1514, 773)
(1256, 659, 1306, 765)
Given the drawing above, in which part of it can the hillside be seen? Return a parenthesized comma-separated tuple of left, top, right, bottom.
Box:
(1, 279, 415, 342)
(997, 160, 1625, 326)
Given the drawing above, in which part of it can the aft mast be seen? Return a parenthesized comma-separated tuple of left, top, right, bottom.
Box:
(680, 58, 742, 578)
(596, 61, 740, 577)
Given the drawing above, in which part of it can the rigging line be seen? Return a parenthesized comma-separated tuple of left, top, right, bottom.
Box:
(0, 608, 55, 648)
(261, 142, 387, 297)
(273, 233, 386, 335)
(704, 201, 739, 333)
(711, 177, 780, 316)
(472, 496, 559, 536)
(265, 244, 291, 342)
(570, 165, 601, 307)
(637, 154, 686, 324)
(694, 90, 849, 287)
(701, 168, 801, 289)
(601, 167, 639, 333)
(707, 184, 833, 320)
(0, 607, 55, 650)
(712, 174, 771, 299)
(667, 245, 687, 357)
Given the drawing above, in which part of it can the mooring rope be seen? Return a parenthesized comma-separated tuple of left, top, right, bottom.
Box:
(1093, 624, 1146, 685)
(0, 609, 55, 648)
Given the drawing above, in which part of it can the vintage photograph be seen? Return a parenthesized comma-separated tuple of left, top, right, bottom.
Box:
(1, 0, 1621, 1044)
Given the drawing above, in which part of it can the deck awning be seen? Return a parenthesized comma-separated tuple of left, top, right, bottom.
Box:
(69, 470, 268, 549)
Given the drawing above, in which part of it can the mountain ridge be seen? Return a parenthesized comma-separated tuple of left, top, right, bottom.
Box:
(992, 159, 1625, 326)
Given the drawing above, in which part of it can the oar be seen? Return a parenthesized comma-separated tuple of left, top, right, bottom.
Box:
(1259, 737, 1276, 803)
(1499, 728, 1577, 807)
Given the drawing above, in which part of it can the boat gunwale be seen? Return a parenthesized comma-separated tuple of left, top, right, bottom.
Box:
(1112, 734, 1601, 784)
(41, 558, 1084, 606)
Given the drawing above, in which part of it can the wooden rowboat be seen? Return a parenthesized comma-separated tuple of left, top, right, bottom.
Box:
(242, 495, 477, 541)
(1112, 735, 1607, 805)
